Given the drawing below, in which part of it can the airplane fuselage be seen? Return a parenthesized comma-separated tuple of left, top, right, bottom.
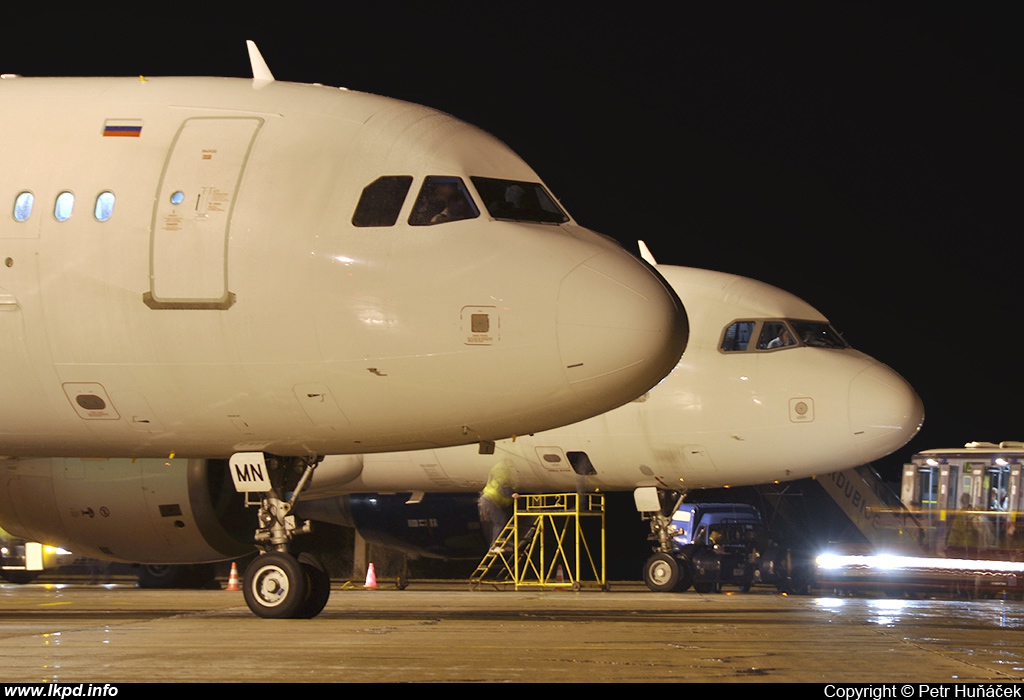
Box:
(0, 76, 686, 458)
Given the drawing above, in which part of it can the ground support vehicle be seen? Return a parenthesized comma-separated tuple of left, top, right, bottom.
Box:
(640, 497, 811, 594)
(0, 529, 61, 584)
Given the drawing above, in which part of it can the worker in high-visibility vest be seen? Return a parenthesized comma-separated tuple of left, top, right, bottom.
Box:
(479, 459, 518, 551)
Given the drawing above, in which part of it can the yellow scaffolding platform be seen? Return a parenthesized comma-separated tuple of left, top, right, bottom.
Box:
(469, 493, 606, 591)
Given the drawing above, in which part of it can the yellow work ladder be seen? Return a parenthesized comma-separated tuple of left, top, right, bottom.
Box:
(469, 493, 606, 591)
(468, 517, 518, 589)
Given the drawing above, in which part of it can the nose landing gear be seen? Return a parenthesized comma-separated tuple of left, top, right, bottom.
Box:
(230, 453, 331, 619)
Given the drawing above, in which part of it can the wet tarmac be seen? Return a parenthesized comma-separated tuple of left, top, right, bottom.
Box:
(1, 580, 1022, 683)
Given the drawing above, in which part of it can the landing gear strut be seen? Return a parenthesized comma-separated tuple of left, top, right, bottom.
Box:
(638, 487, 687, 555)
(637, 486, 693, 592)
(230, 453, 329, 618)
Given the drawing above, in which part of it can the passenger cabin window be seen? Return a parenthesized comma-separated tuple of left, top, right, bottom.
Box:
(352, 176, 413, 227)
(13, 192, 34, 221)
(471, 177, 568, 224)
(54, 192, 75, 221)
(94, 191, 115, 221)
(409, 176, 479, 226)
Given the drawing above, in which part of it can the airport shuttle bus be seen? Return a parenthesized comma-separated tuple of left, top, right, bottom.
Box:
(816, 443, 1024, 598)
(901, 442, 1023, 559)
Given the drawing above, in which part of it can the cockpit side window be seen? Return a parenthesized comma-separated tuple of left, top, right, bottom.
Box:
(352, 176, 413, 227)
(722, 319, 848, 353)
(721, 321, 755, 352)
(408, 176, 479, 226)
(471, 177, 569, 224)
(758, 321, 796, 350)
(790, 320, 848, 348)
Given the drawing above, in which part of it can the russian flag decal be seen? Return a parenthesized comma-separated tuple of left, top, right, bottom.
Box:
(103, 119, 143, 137)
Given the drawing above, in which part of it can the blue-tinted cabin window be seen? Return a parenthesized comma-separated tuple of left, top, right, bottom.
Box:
(13, 192, 34, 221)
(94, 191, 115, 221)
(409, 176, 479, 226)
(54, 192, 75, 221)
(352, 176, 413, 227)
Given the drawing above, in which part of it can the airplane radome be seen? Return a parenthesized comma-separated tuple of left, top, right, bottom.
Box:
(0, 44, 685, 618)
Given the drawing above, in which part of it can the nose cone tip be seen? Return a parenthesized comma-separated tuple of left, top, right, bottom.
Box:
(849, 362, 925, 460)
(556, 252, 688, 407)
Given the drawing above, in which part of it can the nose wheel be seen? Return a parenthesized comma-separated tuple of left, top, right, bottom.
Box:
(242, 551, 333, 619)
(230, 453, 333, 618)
(643, 552, 691, 592)
(243, 552, 309, 618)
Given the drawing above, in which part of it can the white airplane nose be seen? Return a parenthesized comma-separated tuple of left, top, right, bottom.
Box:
(557, 251, 688, 409)
(849, 361, 925, 462)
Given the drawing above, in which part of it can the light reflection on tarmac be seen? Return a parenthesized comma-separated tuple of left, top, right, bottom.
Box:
(1, 581, 1022, 683)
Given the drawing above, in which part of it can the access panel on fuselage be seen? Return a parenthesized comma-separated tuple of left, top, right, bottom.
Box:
(146, 117, 263, 309)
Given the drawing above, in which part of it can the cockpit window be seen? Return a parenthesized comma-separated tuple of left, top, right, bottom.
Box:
(408, 176, 479, 226)
(757, 321, 796, 350)
(352, 176, 413, 227)
(722, 319, 848, 352)
(790, 320, 848, 348)
(721, 321, 755, 352)
(471, 177, 569, 224)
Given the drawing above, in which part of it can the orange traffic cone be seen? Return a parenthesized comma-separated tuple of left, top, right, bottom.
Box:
(363, 562, 378, 589)
(555, 564, 565, 584)
(226, 562, 241, 591)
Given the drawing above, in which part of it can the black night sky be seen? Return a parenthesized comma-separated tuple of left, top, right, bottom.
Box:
(3, 5, 1020, 486)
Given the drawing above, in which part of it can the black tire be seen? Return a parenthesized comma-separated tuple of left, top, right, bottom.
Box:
(693, 580, 721, 594)
(243, 552, 309, 619)
(296, 554, 331, 619)
(777, 555, 814, 595)
(137, 564, 187, 588)
(643, 553, 682, 592)
(137, 563, 218, 589)
(1, 570, 39, 584)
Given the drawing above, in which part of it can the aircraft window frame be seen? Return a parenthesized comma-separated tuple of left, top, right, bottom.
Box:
(721, 318, 849, 353)
(54, 191, 75, 222)
(757, 320, 796, 351)
(471, 176, 569, 224)
(352, 175, 413, 227)
(94, 191, 115, 222)
(408, 176, 480, 226)
(721, 321, 756, 352)
(13, 191, 34, 222)
(789, 320, 849, 349)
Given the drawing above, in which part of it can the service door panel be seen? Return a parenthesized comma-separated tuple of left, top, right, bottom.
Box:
(148, 117, 262, 309)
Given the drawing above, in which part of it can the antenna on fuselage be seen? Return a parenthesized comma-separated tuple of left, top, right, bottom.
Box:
(246, 40, 275, 83)
(638, 240, 658, 266)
